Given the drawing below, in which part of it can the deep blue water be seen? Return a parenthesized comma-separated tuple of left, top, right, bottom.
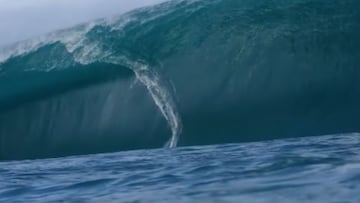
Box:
(1, 0, 360, 201)
(1, 134, 359, 203)
(1, 0, 360, 160)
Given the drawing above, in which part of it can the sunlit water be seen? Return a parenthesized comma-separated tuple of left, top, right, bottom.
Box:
(1, 134, 360, 203)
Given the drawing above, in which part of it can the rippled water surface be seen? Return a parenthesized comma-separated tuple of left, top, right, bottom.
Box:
(1, 134, 360, 203)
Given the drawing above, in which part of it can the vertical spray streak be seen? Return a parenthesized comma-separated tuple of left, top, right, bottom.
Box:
(104, 57, 182, 148)
(103, 57, 182, 148)
(131, 64, 182, 148)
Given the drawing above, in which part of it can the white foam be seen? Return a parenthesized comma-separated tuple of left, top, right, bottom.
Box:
(0, 22, 97, 64)
(0, 0, 207, 64)
(0, 0, 190, 148)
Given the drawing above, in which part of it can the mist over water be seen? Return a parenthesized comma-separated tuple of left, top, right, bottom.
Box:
(0, 0, 167, 46)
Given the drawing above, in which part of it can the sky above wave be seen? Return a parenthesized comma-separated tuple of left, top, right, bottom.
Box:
(0, 0, 167, 46)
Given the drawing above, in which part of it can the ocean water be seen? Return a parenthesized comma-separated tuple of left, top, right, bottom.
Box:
(1, 0, 360, 160)
(1, 0, 360, 202)
(1, 134, 360, 203)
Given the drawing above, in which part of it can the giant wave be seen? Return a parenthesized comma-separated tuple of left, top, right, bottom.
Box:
(1, 0, 360, 160)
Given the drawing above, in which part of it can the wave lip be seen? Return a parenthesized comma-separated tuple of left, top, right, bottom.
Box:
(1, 0, 360, 160)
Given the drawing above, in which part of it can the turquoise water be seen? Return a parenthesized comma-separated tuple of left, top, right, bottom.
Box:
(1, 134, 360, 202)
(1, 0, 360, 201)
(1, 0, 360, 160)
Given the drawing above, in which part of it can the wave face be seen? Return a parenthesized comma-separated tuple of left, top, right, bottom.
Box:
(1, 0, 360, 160)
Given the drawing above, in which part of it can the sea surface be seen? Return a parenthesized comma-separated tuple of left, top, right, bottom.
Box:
(1, 0, 360, 202)
(1, 134, 360, 203)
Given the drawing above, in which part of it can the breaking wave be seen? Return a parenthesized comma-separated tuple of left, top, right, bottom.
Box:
(1, 0, 360, 160)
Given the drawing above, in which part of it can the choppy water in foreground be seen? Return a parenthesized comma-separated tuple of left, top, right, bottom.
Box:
(1, 133, 360, 203)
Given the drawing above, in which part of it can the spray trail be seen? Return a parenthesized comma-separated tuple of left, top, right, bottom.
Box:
(131, 63, 182, 148)
(104, 58, 182, 148)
